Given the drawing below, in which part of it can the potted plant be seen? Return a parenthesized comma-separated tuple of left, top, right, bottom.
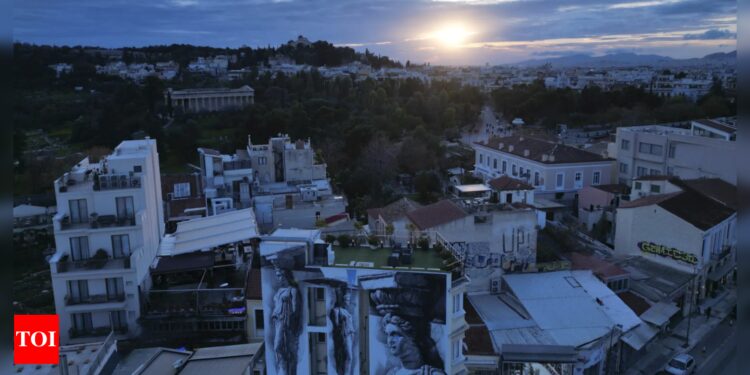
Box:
(86, 249, 109, 269)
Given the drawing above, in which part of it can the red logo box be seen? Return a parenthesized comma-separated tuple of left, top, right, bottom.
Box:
(14, 315, 59, 365)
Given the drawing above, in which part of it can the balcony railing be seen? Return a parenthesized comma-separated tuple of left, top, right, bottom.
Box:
(65, 293, 126, 306)
(711, 245, 733, 261)
(93, 174, 142, 191)
(59, 215, 136, 231)
(69, 326, 127, 339)
(56, 256, 131, 273)
(223, 160, 253, 171)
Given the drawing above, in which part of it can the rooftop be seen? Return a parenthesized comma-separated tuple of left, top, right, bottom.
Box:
(169, 85, 254, 96)
(158, 208, 260, 257)
(692, 118, 736, 135)
(487, 175, 534, 191)
(592, 184, 629, 195)
(406, 200, 468, 230)
(611, 256, 692, 303)
(476, 135, 613, 164)
(332, 246, 451, 272)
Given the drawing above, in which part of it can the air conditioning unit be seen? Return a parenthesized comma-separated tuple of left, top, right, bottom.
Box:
(131, 177, 141, 188)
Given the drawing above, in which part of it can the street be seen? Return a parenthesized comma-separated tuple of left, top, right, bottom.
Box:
(460, 105, 510, 146)
(691, 315, 736, 374)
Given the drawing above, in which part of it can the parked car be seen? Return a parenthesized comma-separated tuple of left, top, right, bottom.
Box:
(664, 353, 696, 375)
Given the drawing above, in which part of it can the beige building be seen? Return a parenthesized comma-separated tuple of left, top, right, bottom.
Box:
(473, 135, 615, 203)
(614, 119, 737, 185)
(166, 85, 254, 113)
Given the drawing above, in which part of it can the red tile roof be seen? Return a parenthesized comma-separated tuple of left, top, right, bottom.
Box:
(367, 198, 422, 223)
(406, 200, 468, 230)
(488, 175, 534, 191)
(617, 291, 651, 316)
(566, 252, 628, 279)
(476, 135, 612, 164)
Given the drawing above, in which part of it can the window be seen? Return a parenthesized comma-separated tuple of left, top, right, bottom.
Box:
(621, 139, 630, 150)
(638, 142, 663, 155)
(650, 169, 660, 176)
(133, 165, 142, 173)
(493, 159, 497, 169)
(668, 144, 676, 158)
(110, 310, 127, 330)
(592, 171, 601, 185)
(555, 173, 564, 189)
(111, 235, 130, 258)
(619, 163, 628, 174)
(308, 287, 326, 326)
(106, 278, 124, 299)
(666, 166, 674, 176)
(71, 312, 93, 332)
(453, 294, 463, 314)
(574, 171, 583, 189)
(115, 196, 135, 220)
(512, 164, 518, 176)
(255, 309, 264, 330)
(173, 182, 190, 198)
(68, 199, 88, 224)
(650, 184, 661, 193)
(634, 181, 642, 189)
(258, 156, 267, 165)
(479, 154, 483, 164)
(502, 160, 507, 173)
(519, 167, 524, 176)
(452, 339, 463, 360)
(70, 236, 90, 261)
(68, 280, 89, 303)
(636, 166, 647, 177)
(534, 172, 540, 186)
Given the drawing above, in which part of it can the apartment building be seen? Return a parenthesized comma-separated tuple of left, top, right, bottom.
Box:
(48, 139, 165, 344)
(258, 228, 470, 375)
(473, 135, 615, 202)
(614, 119, 737, 185)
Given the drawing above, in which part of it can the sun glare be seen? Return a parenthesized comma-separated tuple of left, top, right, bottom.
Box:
(432, 24, 475, 48)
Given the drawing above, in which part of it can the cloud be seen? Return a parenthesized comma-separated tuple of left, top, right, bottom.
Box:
(683, 28, 736, 40)
(608, 0, 681, 10)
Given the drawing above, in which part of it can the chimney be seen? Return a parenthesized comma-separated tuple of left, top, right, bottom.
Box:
(541, 154, 549, 162)
(498, 143, 504, 149)
(523, 149, 530, 157)
(549, 155, 556, 162)
(508, 145, 515, 152)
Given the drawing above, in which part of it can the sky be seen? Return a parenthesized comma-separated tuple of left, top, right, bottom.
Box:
(13, 0, 737, 65)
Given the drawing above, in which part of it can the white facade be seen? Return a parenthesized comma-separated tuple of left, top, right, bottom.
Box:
(49, 139, 164, 344)
(166, 86, 254, 113)
(614, 123, 737, 184)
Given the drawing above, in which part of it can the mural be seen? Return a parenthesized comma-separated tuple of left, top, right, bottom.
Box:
(363, 272, 448, 375)
(261, 245, 449, 375)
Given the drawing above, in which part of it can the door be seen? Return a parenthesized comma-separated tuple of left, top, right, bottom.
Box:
(115, 196, 135, 221)
(505, 193, 513, 203)
(574, 171, 583, 189)
(106, 278, 124, 300)
(68, 280, 89, 303)
(69, 199, 88, 223)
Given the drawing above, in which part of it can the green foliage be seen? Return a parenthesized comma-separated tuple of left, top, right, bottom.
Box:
(368, 235, 379, 246)
(417, 237, 430, 251)
(337, 234, 352, 248)
(325, 234, 337, 244)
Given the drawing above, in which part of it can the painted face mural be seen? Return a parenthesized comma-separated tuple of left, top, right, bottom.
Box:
(367, 272, 447, 375)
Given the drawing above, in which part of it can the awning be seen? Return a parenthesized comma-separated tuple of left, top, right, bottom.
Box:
(640, 302, 680, 327)
(501, 344, 578, 363)
(621, 323, 659, 351)
(151, 252, 215, 274)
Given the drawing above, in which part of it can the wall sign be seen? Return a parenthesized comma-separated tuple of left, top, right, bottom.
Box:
(638, 241, 698, 265)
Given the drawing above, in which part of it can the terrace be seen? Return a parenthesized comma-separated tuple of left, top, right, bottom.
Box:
(331, 245, 460, 274)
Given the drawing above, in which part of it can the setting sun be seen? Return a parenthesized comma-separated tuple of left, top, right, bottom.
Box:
(432, 24, 476, 48)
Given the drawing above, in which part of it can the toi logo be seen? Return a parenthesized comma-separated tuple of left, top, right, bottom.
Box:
(14, 315, 59, 365)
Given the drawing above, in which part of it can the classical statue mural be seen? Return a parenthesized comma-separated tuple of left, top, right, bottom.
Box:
(330, 286, 356, 375)
(369, 273, 447, 375)
(271, 261, 302, 375)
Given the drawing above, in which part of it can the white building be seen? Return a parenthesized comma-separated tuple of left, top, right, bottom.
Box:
(615, 177, 736, 301)
(166, 86, 255, 113)
(613, 119, 737, 185)
(48, 139, 165, 344)
(258, 228, 470, 375)
(473, 135, 615, 202)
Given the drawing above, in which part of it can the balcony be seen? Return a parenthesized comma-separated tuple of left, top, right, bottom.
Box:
(59, 215, 136, 231)
(223, 160, 253, 171)
(711, 245, 733, 262)
(69, 326, 128, 339)
(65, 293, 126, 306)
(55, 255, 131, 273)
(93, 174, 142, 191)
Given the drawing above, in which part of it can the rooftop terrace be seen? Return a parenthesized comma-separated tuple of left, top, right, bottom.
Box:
(331, 246, 454, 272)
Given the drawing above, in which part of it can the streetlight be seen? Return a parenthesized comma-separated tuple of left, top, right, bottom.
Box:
(682, 266, 699, 348)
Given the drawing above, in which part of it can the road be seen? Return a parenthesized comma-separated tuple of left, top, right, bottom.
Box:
(460, 105, 510, 146)
(692, 316, 736, 374)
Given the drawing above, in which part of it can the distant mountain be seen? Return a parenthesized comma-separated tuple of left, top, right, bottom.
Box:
(512, 50, 736, 68)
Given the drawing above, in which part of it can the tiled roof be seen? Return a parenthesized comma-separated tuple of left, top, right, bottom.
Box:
(488, 175, 534, 191)
(679, 178, 737, 210)
(657, 189, 735, 231)
(617, 291, 651, 316)
(566, 252, 628, 279)
(367, 197, 423, 224)
(593, 184, 629, 195)
(633, 175, 672, 181)
(476, 135, 612, 164)
(619, 192, 681, 208)
(406, 200, 468, 230)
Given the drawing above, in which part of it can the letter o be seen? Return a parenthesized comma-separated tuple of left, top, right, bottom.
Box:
(31, 331, 47, 347)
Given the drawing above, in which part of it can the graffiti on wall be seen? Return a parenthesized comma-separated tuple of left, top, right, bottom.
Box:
(638, 241, 698, 265)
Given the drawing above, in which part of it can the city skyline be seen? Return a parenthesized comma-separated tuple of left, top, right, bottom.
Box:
(14, 0, 736, 65)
